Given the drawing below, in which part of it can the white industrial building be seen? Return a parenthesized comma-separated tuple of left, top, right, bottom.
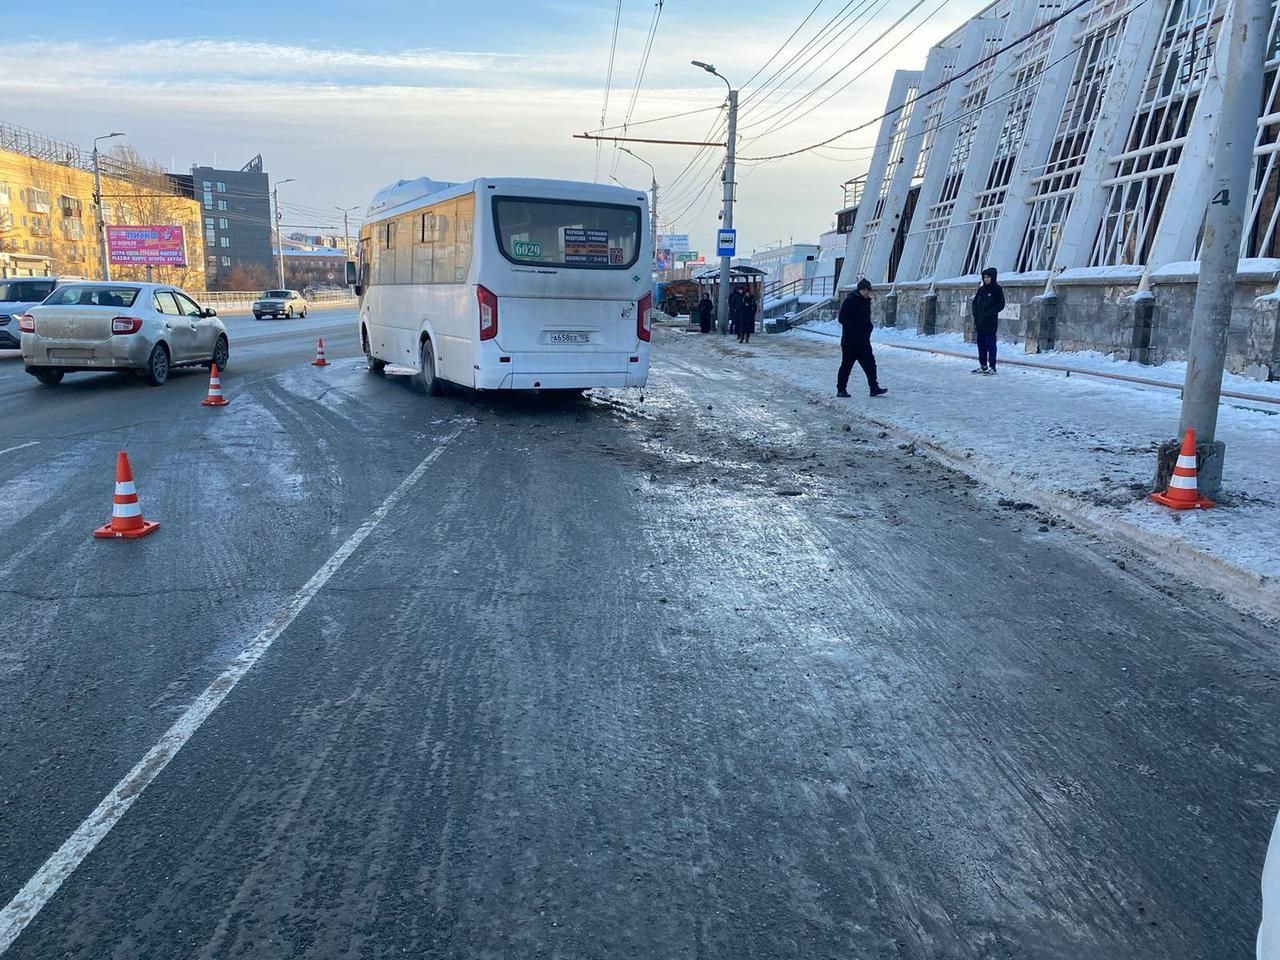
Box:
(833, 0, 1280, 379)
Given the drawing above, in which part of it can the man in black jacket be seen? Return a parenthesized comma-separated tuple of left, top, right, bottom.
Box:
(837, 278, 887, 398)
(698, 293, 713, 334)
(972, 267, 1005, 374)
(728, 286, 746, 337)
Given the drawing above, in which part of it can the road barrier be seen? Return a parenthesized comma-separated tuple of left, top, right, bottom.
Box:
(192, 290, 357, 312)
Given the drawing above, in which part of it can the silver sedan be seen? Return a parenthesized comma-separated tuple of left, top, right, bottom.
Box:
(20, 282, 229, 386)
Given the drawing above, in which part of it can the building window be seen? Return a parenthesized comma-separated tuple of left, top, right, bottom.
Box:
(216, 181, 227, 192)
(217, 200, 227, 212)
(59, 195, 83, 218)
(203, 188, 213, 210)
(221, 256, 231, 267)
(27, 188, 51, 214)
(218, 218, 229, 229)
(62, 219, 84, 241)
(206, 225, 216, 244)
(219, 237, 230, 248)
(208, 254, 218, 265)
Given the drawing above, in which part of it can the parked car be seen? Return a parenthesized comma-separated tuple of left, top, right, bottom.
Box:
(20, 282, 229, 386)
(252, 289, 307, 320)
(0, 276, 81, 348)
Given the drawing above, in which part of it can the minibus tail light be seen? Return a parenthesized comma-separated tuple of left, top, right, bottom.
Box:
(477, 285, 498, 341)
(637, 292, 652, 343)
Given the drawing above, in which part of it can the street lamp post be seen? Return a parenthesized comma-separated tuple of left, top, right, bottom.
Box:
(92, 132, 125, 281)
(274, 178, 295, 289)
(691, 61, 736, 334)
(621, 147, 659, 271)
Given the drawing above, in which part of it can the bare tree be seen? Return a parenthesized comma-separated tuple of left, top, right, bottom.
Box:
(101, 146, 206, 290)
(222, 262, 271, 292)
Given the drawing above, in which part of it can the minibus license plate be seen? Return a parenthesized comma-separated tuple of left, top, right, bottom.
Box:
(550, 332, 590, 344)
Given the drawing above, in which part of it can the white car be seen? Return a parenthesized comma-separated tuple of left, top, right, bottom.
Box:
(252, 289, 308, 320)
(21, 281, 229, 386)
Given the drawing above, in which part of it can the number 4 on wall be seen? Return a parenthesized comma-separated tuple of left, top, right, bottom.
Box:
(1211, 189, 1231, 206)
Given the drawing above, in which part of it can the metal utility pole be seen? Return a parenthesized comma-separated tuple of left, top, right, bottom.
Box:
(92, 132, 125, 280)
(1158, 0, 1269, 497)
(692, 61, 736, 334)
(621, 147, 659, 265)
(274, 178, 295, 289)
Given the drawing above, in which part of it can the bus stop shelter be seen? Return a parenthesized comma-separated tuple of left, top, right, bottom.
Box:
(692, 265, 766, 334)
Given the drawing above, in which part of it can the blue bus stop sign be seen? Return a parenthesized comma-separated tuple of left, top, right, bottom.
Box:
(716, 229, 736, 258)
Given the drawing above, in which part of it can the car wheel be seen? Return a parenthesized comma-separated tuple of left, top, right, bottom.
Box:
(418, 339, 441, 396)
(211, 335, 230, 371)
(143, 343, 170, 386)
(33, 368, 63, 386)
(287, 306, 294, 319)
(253, 313, 263, 320)
(301, 308, 308, 318)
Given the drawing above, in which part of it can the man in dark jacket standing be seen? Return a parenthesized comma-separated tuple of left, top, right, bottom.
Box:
(728, 285, 746, 337)
(698, 293, 713, 334)
(972, 267, 1005, 374)
(837, 278, 887, 398)
(739, 288, 758, 343)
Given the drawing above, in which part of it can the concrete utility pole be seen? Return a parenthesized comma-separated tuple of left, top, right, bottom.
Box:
(337, 205, 359, 259)
(1157, 0, 1269, 497)
(693, 60, 737, 334)
(92, 132, 125, 281)
(274, 178, 295, 289)
(621, 148, 659, 264)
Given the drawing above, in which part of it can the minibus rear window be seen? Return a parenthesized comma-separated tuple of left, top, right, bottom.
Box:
(494, 197, 641, 270)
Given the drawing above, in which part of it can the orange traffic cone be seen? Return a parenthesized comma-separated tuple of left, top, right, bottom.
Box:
(312, 337, 329, 367)
(93, 452, 160, 539)
(1151, 428, 1215, 510)
(201, 363, 229, 407)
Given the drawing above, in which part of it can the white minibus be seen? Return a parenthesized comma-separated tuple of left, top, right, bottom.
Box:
(348, 176, 652, 394)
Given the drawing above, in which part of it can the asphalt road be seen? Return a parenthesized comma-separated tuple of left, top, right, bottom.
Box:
(0, 311, 1275, 959)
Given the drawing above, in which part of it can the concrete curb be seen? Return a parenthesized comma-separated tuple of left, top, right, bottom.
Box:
(708, 333, 1280, 623)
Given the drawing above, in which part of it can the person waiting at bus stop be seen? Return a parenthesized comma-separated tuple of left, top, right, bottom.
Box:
(728, 285, 746, 337)
(837, 279, 888, 398)
(738, 287, 758, 343)
(698, 292, 713, 334)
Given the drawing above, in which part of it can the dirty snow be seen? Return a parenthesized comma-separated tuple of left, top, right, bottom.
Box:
(701, 323, 1280, 602)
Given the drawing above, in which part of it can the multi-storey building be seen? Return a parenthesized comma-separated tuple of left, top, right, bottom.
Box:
(169, 156, 273, 290)
(836, 0, 1280, 379)
(0, 121, 205, 287)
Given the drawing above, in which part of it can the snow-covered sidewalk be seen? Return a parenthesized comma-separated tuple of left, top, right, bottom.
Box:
(691, 322, 1280, 618)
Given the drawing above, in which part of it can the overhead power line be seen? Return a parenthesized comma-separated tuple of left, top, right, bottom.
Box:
(737, 0, 1099, 162)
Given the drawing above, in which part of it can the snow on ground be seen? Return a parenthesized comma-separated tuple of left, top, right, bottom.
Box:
(704, 323, 1280, 609)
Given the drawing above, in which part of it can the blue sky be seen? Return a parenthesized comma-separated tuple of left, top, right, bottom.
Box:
(4, 1, 983, 252)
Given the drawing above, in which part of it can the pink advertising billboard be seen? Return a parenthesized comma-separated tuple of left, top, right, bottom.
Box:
(106, 225, 187, 266)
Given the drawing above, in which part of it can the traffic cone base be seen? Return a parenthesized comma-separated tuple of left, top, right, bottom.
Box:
(94, 452, 160, 539)
(312, 337, 329, 366)
(93, 518, 160, 539)
(201, 362, 229, 407)
(1151, 428, 1215, 510)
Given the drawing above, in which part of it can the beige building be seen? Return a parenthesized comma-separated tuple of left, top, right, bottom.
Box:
(0, 122, 205, 288)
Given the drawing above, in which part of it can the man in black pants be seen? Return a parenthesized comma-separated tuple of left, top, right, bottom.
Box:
(837, 278, 888, 398)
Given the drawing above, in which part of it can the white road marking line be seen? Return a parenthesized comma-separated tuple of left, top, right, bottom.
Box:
(0, 428, 464, 955)
(0, 441, 38, 457)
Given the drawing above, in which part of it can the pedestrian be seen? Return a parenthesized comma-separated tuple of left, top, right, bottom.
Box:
(698, 292, 713, 334)
(972, 266, 1005, 375)
(739, 288, 758, 343)
(728, 285, 746, 337)
(836, 279, 887, 398)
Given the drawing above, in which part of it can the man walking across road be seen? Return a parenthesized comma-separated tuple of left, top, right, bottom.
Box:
(972, 267, 1005, 375)
(837, 278, 887, 398)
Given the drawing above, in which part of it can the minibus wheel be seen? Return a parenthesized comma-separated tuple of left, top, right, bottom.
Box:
(419, 339, 441, 396)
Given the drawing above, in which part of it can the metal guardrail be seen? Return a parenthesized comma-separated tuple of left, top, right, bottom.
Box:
(193, 289, 357, 311)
